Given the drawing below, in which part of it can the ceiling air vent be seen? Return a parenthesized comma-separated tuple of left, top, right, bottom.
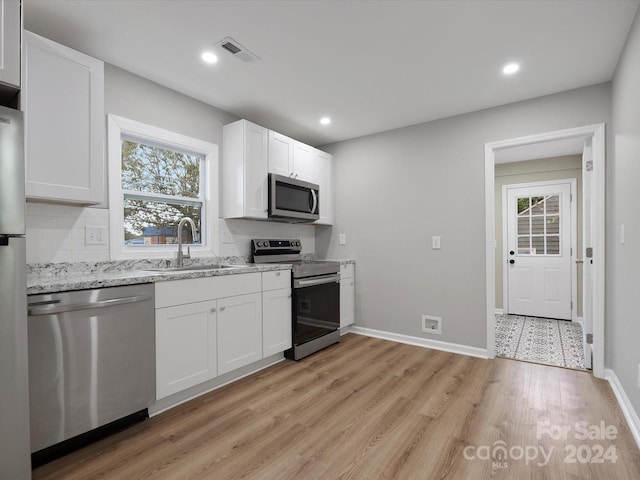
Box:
(216, 37, 261, 64)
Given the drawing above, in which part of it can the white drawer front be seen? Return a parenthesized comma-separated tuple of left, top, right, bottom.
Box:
(155, 272, 261, 308)
(262, 270, 291, 291)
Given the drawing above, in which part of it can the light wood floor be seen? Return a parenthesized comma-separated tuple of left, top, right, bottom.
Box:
(34, 334, 640, 479)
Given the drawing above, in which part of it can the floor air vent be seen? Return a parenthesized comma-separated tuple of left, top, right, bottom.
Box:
(217, 37, 261, 64)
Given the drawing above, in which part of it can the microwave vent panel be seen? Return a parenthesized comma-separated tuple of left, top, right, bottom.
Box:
(217, 37, 261, 64)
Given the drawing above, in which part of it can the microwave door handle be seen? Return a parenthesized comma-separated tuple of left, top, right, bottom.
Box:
(310, 189, 318, 214)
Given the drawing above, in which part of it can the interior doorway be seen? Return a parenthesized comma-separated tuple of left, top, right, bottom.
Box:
(504, 180, 576, 321)
(484, 124, 605, 378)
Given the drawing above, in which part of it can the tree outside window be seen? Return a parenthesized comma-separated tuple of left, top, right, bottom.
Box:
(121, 139, 204, 246)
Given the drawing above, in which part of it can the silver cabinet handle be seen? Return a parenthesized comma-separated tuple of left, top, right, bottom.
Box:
(276, 271, 281, 276)
(220, 306, 226, 311)
(28, 294, 153, 316)
(211, 307, 217, 313)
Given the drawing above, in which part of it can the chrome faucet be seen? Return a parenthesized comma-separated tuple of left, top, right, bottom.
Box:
(176, 217, 197, 267)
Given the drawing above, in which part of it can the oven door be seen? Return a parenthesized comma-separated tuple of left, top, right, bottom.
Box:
(293, 274, 340, 345)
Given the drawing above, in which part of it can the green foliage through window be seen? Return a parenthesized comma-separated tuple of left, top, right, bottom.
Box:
(121, 138, 204, 246)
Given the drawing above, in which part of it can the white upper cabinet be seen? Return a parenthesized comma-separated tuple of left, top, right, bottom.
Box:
(314, 149, 333, 225)
(268, 131, 316, 183)
(23, 31, 105, 205)
(222, 119, 269, 219)
(223, 120, 332, 224)
(292, 140, 316, 183)
(268, 130, 295, 177)
(0, 0, 20, 89)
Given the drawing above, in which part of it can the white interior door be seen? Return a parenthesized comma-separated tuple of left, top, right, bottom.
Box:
(506, 182, 574, 320)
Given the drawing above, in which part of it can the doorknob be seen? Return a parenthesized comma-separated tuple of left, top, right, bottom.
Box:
(509, 250, 515, 255)
(509, 259, 515, 264)
(575, 259, 584, 264)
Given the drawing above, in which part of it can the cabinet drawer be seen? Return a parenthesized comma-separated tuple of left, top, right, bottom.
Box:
(340, 263, 354, 280)
(155, 272, 261, 308)
(262, 270, 291, 291)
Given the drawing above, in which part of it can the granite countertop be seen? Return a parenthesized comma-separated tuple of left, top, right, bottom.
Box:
(27, 258, 292, 295)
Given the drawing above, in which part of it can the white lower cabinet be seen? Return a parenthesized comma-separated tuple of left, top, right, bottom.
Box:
(261, 270, 292, 356)
(340, 264, 355, 328)
(155, 271, 292, 401)
(217, 293, 262, 375)
(262, 288, 292, 356)
(156, 299, 217, 399)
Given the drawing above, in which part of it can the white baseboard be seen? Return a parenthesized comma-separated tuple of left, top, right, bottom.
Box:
(495, 308, 504, 315)
(349, 326, 489, 359)
(605, 368, 640, 450)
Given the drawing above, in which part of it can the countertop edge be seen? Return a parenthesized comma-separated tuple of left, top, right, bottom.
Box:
(27, 264, 292, 296)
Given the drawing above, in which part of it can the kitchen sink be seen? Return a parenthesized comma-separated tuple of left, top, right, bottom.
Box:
(146, 264, 249, 273)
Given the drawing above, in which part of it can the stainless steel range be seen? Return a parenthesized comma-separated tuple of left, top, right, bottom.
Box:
(251, 239, 340, 360)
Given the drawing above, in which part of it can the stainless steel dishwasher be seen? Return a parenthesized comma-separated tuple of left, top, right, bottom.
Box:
(27, 283, 156, 456)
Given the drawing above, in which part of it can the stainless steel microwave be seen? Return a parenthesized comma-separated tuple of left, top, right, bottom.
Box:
(269, 173, 319, 222)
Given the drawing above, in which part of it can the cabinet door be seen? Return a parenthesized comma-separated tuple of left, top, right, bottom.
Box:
(0, 0, 20, 89)
(23, 31, 105, 204)
(222, 120, 268, 219)
(156, 300, 217, 399)
(292, 141, 316, 183)
(268, 130, 294, 177)
(314, 149, 333, 225)
(218, 293, 262, 375)
(262, 288, 292, 356)
(243, 121, 269, 218)
(340, 278, 355, 328)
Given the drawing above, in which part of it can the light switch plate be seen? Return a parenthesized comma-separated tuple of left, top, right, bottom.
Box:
(339, 234, 346, 245)
(432, 236, 441, 250)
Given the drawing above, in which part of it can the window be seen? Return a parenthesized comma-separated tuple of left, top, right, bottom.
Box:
(516, 194, 560, 255)
(108, 115, 218, 259)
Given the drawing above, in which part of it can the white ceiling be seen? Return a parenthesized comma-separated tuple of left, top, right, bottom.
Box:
(23, 0, 639, 147)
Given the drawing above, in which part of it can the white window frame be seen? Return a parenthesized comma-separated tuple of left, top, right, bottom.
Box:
(108, 114, 219, 260)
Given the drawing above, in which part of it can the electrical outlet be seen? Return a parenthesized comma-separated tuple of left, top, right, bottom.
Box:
(339, 234, 346, 245)
(85, 226, 107, 245)
(637, 364, 640, 389)
(422, 315, 442, 335)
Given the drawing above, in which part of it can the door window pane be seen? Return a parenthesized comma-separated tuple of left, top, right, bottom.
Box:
(515, 193, 562, 256)
(547, 236, 560, 254)
(518, 217, 530, 235)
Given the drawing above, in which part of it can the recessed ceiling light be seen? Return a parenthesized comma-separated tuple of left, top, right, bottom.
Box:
(201, 51, 218, 64)
(502, 63, 520, 75)
(320, 117, 331, 125)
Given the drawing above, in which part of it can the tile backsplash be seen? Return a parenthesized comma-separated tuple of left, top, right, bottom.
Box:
(25, 202, 316, 264)
(26, 203, 110, 264)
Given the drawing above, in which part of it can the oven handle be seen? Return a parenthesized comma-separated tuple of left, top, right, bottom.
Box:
(294, 274, 340, 288)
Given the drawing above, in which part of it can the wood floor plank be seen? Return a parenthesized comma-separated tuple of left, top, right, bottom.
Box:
(33, 334, 640, 480)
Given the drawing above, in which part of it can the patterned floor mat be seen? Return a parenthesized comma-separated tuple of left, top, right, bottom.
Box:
(495, 314, 587, 370)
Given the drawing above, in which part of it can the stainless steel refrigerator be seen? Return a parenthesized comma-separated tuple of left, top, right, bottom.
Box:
(0, 105, 32, 479)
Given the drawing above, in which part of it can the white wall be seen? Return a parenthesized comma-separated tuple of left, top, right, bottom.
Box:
(26, 64, 315, 263)
(317, 83, 610, 349)
(609, 10, 640, 419)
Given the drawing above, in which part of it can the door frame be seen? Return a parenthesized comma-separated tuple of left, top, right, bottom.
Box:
(485, 123, 605, 378)
(502, 179, 578, 321)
